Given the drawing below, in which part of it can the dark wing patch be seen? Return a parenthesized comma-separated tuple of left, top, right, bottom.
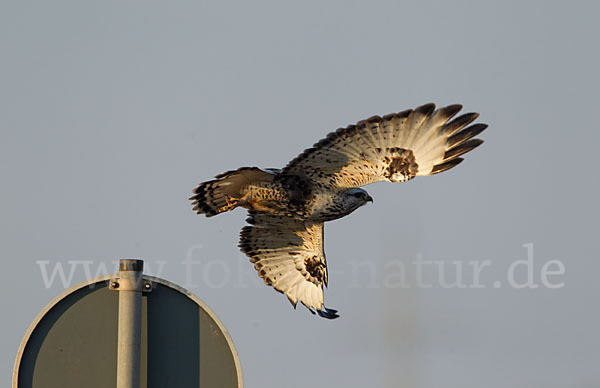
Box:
(239, 212, 339, 319)
(383, 148, 418, 183)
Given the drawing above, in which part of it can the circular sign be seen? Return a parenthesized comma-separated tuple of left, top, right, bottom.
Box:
(13, 274, 243, 388)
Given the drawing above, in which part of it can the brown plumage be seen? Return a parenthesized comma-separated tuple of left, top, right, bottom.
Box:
(190, 103, 488, 319)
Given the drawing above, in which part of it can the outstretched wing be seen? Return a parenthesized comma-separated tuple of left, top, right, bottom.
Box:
(239, 212, 339, 319)
(281, 103, 487, 189)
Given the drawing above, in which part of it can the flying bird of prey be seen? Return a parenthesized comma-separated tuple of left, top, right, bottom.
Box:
(190, 103, 487, 319)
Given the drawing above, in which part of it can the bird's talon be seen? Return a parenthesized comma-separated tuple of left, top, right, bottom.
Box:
(219, 195, 239, 212)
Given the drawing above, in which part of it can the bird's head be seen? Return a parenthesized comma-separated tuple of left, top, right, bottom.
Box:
(343, 188, 373, 211)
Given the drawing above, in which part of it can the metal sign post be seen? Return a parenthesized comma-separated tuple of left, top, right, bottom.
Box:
(13, 259, 243, 388)
(113, 259, 145, 388)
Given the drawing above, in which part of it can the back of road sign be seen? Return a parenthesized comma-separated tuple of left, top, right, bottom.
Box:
(13, 275, 242, 388)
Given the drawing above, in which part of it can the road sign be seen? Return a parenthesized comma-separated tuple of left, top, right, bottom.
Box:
(13, 260, 242, 388)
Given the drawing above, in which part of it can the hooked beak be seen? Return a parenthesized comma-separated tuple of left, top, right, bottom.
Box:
(366, 195, 373, 203)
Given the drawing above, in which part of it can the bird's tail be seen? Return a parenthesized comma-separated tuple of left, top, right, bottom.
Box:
(190, 167, 275, 217)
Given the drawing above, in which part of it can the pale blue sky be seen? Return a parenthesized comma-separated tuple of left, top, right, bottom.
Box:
(2, 1, 599, 387)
